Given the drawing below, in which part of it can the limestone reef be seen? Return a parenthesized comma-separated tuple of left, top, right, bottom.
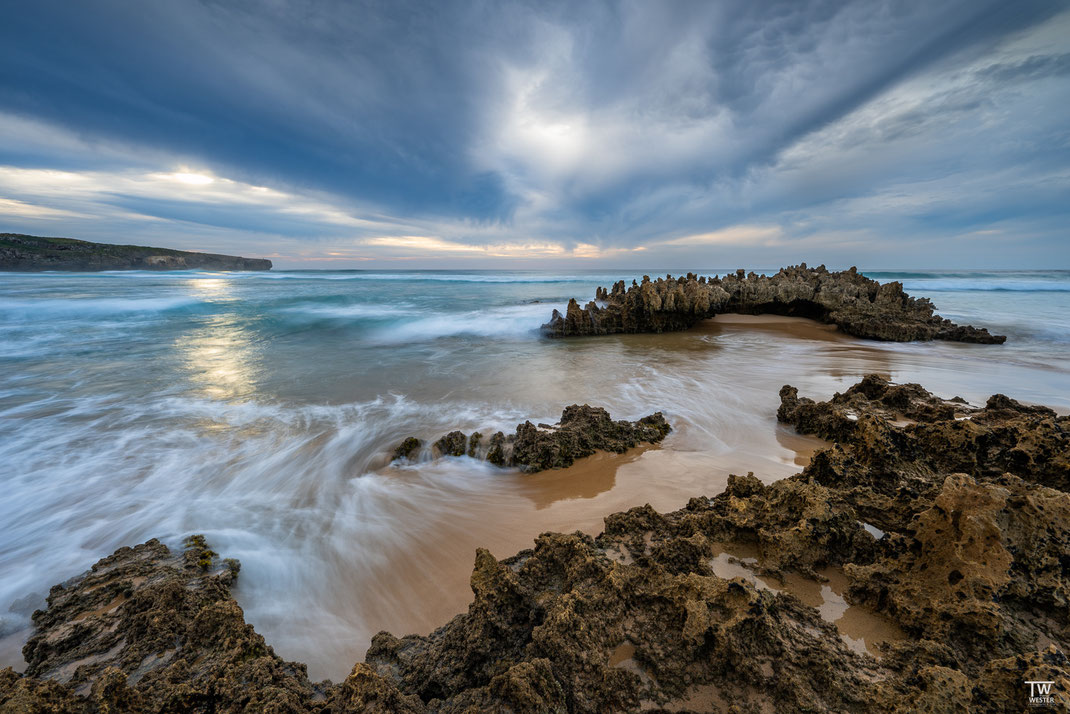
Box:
(4, 376, 1068, 712)
(542, 264, 1006, 343)
(391, 404, 671, 472)
(1, 537, 315, 712)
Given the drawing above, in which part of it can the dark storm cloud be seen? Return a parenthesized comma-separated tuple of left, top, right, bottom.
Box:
(1, 0, 529, 218)
(0, 0, 1067, 266)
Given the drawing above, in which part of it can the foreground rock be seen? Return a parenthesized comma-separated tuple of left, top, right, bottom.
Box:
(1, 536, 324, 713)
(4, 376, 1068, 712)
(543, 264, 1004, 343)
(778, 373, 1070, 525)
(391, 404, 671, 472)
(0, 233, 272, 271)
(775, 375, 1070, 703)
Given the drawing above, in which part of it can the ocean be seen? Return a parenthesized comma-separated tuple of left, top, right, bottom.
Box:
(1, 268, 1068, 680)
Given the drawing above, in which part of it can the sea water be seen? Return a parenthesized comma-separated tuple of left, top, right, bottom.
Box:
(1, 268, 1068, 679)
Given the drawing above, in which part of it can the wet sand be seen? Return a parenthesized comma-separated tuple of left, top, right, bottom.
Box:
(710, 313, 848, 339)
(260, 316, 890, 678)
(299, 434, 825, 681)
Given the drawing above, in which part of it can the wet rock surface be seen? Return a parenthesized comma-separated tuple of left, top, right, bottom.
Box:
(392, 404, 672, 473)
(5, 376, 1068, 712)
(391, 437, 422, 462)
(774, 375, 1070, 707)
(2, 536, 323, 713)
(778, 373, 1070, 525)
(543, 264, 1005, 343)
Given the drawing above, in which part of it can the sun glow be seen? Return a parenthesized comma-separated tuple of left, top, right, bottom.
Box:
(169, 172, 215, 185)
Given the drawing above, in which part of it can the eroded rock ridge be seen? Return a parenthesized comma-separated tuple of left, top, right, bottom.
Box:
(542, 264, 1005, 343)
(391, 404, 671, 472)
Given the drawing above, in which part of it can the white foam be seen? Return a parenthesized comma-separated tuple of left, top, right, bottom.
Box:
(280, 303, 421, 319)
(860, 522, 886, 539)
(0, 389, 529, 668)
(900, 280, 1070, 293)
(365, 303, 564, 343)
(0, 296, 201, 317)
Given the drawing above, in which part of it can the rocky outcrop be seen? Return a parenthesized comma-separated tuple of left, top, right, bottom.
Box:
(5, 377, 1068, 712)
(391, 404, 672, 472)
(543, 264, 1005, 343)
(1, 536, 323, 713)
(365, 528, 885, 713)
(776, 376, 1070, 678)
(778, 373, 1070, 525)
(0, 233, 272, 271)
(391, 437, 422, 461)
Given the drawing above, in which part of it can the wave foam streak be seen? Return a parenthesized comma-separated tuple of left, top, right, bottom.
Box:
(0, 392, 527, 664)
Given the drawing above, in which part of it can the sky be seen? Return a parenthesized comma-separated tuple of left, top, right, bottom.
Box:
(1, 0, 1068, 269)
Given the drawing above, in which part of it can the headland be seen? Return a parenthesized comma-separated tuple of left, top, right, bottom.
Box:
(0, 233, 272, 271)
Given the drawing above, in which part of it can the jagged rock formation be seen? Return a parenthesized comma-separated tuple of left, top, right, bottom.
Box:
(778, 374, 1070, 525)
(0, 233, 272, 271)
(775, 375, 1070, 700)
(1, 536, 325, 713)
(543, 264, 1005, 343)
(391, 437, 423, 461)
(366, 527, 884, 713)
(391, 404, 672, 472)
(4, 376, 1068, 712)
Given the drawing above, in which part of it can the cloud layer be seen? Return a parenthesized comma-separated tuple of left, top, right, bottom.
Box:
(1, 0, 1067, 268)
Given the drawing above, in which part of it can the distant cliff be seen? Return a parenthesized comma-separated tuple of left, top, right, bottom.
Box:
(0, 233, 272, 271)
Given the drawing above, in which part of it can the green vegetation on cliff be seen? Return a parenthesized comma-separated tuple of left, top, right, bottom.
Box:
(0, 233, 272, 271)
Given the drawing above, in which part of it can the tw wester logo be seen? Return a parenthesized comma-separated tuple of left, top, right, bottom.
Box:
(1026, 680, 1056, 708)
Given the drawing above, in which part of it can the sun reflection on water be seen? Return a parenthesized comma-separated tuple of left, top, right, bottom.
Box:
(175, 277, 259, 401)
